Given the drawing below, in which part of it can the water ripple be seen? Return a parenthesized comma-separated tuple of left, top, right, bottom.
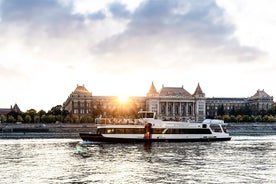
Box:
(0, 136, 275, 184)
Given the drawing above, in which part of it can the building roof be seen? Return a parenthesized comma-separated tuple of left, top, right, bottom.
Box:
(159, 85, 192, 97)
(147, 82, 159, 96)
(0, 104, 21, 115)
(250, 89, 272, 99)
(193, 83, 205, 97)
(72, 84, 92, 96)
(0, 108, 11, 115)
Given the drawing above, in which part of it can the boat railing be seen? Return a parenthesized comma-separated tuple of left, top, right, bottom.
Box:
(97, 118, 146, 125)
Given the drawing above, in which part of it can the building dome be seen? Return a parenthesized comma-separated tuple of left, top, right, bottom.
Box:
(72, 84, 92, 97)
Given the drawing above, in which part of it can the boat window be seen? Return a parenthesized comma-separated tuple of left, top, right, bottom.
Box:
(115, 128, 124, 134)
(209, 124, 222, 133)
(221, 125, 227, 133)
(162, 129, 212, 134)
(106, 128, 115, 134)
(139, 112, 154, 118)
(97, 128, 104, 134)
(202, 124, 207, 128)
(103, 128, 145, 134)
(132, 128, 145, 134)
(152, 129, 165, 134)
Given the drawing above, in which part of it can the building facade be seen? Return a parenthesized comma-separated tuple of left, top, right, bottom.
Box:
(63, 85, 93, 118)
(63, 84, 274, 122)
(146, 82, 206, 122)
(206, 89, 274, 118)
(0, 104, 21, 116)
(63, 85, 146, 120)
(247, 89, 274, 114)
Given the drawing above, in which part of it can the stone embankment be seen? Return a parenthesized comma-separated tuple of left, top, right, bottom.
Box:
(227, 122, 276, 135)
(0, 123, 96, 139)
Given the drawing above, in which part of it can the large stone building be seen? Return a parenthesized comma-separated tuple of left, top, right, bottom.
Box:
(63, 84, 146, 119)
(206, 89, 274, 118)
(63, 85, 93, 117)
(0, 104, 21, 116)
(146, 82, 206, 122)
(63, 84, 274, 122)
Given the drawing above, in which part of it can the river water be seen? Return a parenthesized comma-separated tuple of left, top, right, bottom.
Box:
(0, 136, 275, 184)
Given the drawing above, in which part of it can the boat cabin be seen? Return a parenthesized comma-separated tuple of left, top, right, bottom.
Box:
(138, 111, 156, 119)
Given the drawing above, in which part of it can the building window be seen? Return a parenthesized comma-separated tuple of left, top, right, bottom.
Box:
(175, 106, 179, 115)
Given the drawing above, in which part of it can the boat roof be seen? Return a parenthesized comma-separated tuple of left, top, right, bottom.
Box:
(97, 120, 203, 129)
(202, 119, 225, 124)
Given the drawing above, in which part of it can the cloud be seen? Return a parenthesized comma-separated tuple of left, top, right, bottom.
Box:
(109, 2, 131, 18)
(0, 0, 85, 37)
(0, 64, 28, 81)
(0, 0, 265, 75)
(95, 0, 265, 71)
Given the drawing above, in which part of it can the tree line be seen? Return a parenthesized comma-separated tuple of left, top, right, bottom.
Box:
(0, 102, 144, 124)
(214, 105, 276, 122)
(0, 105, 69, 124)
(2, 103, 276, 124)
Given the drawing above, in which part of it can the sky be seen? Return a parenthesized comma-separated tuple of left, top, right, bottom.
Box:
(1, 0, 276, 112)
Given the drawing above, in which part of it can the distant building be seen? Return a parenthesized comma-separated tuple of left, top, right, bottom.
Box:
(0, 104, 21, 116)
(206, 97, 246, 118)
(247, 89, 273, 114)
(206, 89, 274, 117)
(63, 84, 274, 122)
(146, 82, 206, 122)
(63, 84, 146, 120)
(63, 85, 93, 118)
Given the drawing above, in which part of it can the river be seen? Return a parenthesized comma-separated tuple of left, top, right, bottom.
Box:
(0, 136, 275, 184)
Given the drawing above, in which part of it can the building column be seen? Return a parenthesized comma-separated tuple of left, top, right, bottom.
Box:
(186, 102, 189, 116)
(192, 102, 194, 116)
(179, 102, 181, 116)
(165, 102, 168, 116)
(172, 102, 175, 115)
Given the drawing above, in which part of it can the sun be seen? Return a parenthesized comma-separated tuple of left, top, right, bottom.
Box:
(118, 95, 129, 104)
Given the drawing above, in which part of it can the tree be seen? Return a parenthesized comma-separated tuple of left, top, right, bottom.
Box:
(48, 105, 62, 116)
(0, 114, 6, 123)
(7, 115, 15, 123)
(242, 115, 250, 122)
(55, 115, 63, 122)
(26, 109, 37, 123)
(64, 115, 72, 123)
(222, 115, 230, 122)
(7, 110, 21, 120)
(48, 115, 56, 123)
(25, 115, 32, 123)
(91, 101, 104, 119)
(236, 115, 242, 122)
(17, 115, 23, 122)
(72, 115, 79, 123)
(41, 115, 48, 123)
(34, 115, 40, 123)
(255, 115, 262, 122)
(38, 110, 46, 117)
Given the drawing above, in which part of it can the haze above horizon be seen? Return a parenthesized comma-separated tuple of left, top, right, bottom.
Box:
(1, 0, 276, 111)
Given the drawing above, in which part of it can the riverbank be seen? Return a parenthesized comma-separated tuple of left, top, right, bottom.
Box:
(227, 122, 276, 135)
(0, 123, 96, 139)
(0, 122, 275, 139)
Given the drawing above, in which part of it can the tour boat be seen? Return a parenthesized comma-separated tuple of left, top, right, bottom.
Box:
(79, 111, 231, 143)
